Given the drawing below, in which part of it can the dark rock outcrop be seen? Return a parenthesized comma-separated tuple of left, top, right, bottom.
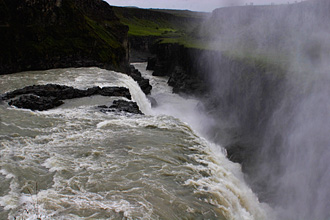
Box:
(147, 43, 207, 95)
(146, 57, 157, 70)
(2, 84, 131, 111)
(2, 84, 131, 100)
(127, 65, 152, 95)
(8, 95, 64, 111)
(128, 36, 158, 62)
(0, 0, 129, 74)
(99, 100, 143, 115)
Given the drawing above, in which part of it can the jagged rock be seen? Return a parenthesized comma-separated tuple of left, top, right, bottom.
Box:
(2, 84, 131, 111)
(8, 95, 64, 111)
(137, 79, 152, 95)
(99, 100, 143, 115)
(146, 43, 207, 95)
(152, 62, 169, 77)
(110, 100, 143, 114)
(98, 87, 131, 99)
(127, 65, 152, 95)
(3, 84, 84, 100)
(0, 0, 129, 74)
(2, 84, 131, 100)
(146, 57, 157, 70)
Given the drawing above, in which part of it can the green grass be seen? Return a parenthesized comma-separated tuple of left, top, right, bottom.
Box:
(125, 23, 177, 36)
(113, 6, 205, 44)
(117, 14, 179, 37)
(113, 6, 288, 74)
(159, 37, 210, 50)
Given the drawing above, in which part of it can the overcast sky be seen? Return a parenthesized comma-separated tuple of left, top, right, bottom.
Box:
(105, 0, 301, 12)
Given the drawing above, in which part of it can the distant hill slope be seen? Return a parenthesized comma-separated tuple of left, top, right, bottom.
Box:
(198, 1, 330, 58)
(113, 6, 208, 37)
(113, 6, 209, 61)
(0, 0, 129, 74)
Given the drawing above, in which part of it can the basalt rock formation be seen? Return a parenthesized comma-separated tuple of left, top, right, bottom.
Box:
(0, 0, 129, 74)
(147, 43, 207, 95)
(127, 65, 152, 95)
(2, 84, 132, 111)
(98, 100, 143, 115)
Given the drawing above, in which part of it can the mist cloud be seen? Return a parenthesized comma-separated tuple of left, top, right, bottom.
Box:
(198, 1, 330, 219)
(106, 0, 298, 11)
(221, 0, 244, 7)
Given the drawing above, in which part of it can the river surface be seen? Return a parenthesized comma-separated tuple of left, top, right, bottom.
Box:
(0, 63, 271, 219)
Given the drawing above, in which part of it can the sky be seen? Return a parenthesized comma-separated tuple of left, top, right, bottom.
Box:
(105, 0, 300, 12)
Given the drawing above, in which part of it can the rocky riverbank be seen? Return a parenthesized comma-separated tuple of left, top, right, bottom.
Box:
(1, 84, 142, 114)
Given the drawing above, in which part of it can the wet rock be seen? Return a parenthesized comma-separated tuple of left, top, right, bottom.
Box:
(152, 65, 169, 77)
(146, 43, 207, 95)
(98, 87, 131, 99)
(99, 100, 143, 115)
(137, 79, 152, 95)
(0, 95, 4, 104)
(146, 57, 157, 70)
(8, 95, 64, 111)
(127, 65, 152, 95)
(2, 84, 132, 111)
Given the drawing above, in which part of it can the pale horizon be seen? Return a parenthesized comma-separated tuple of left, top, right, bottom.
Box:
(105, 0, 302, 12)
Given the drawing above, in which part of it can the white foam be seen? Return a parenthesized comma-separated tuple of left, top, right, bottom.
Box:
(0, 168, 15, 179)
(0, 179, 20, 211)
(114, 73, 152, 115)
(96, 114, 192, 133)
(1, 66, 274, 220)
(183, 139, 270, 220)
(134, 62, 272, 220)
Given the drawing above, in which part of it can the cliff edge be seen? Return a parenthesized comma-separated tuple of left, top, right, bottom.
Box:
(0, 0, 129, 74)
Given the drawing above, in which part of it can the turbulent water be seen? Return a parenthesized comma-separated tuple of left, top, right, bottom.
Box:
(0, 63, 271, 220)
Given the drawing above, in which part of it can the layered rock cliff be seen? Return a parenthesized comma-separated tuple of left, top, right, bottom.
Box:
(0, 0, 129, 74)
(113, 6, 208, 62)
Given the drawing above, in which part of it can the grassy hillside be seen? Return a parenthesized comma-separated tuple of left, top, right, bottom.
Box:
(113, 6, 209, 49)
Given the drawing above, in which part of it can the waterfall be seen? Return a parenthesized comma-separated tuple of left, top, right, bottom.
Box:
(199, 2, 330, 219)
(0, 66, 272, 219)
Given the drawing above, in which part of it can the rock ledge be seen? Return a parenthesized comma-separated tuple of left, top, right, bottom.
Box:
(2, 84, 133, 111)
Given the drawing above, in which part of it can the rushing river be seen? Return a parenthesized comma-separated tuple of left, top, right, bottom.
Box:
(0, 63, 271, 220)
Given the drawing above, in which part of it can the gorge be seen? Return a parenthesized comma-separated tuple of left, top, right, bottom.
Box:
(1, 0, 330, 219)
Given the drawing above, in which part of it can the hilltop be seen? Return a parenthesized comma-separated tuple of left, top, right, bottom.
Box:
(113, 6, 209, 61)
